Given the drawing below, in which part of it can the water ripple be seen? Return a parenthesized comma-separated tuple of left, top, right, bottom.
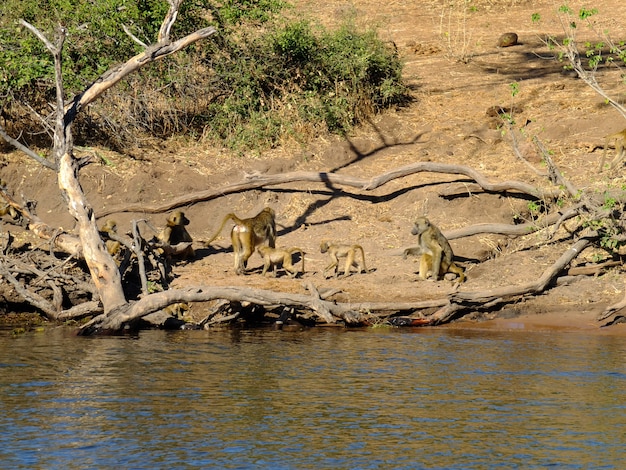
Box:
(0, 327, 624, 468)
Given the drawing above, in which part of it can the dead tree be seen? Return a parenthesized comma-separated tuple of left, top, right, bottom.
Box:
(0, 1, 216, 331)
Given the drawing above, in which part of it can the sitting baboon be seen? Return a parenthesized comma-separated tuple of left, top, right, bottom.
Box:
(403, 216, 465, 282)
(157, 211, 194, 259)
(99, 219, 122, 258)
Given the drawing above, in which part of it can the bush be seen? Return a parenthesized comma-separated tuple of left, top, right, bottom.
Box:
(0, 0, 410, 152)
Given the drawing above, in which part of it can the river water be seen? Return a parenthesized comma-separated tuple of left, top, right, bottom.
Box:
(0, 324, 624, 469)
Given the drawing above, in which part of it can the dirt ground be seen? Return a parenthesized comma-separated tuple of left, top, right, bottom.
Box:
(3, 0, 626, 334)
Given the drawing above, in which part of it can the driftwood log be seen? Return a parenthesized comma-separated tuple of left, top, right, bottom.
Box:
(97, 163, 562, 218)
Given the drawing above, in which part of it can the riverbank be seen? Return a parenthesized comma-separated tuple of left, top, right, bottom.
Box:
(2, 0, 626, 332)
(443, 308, 626, 336)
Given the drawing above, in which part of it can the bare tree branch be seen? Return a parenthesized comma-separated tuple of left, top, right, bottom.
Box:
(428, 238, 592, 324)
(533, 136, 579, 198)
(455, 239, 591, 302)
(98, 162, 562, 217)
(77, 238, 594, 333)
(0, 258, 56, 316)
(443, 206, 581, 240)
(19, 20, 61, 54)
(10, 3, 219, 325)
(0, 187, 82, 255)
(122, 24, 148, 48)
(80, 284, 440, 333)
(0, 125, 57, 170)
(158, 0, 180, 42)
(69, 26, 217, 115)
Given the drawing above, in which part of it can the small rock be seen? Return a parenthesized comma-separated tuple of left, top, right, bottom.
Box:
(497, 32, 518, 48)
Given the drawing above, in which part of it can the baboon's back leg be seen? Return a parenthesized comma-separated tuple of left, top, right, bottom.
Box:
(343, 251, 355, 277)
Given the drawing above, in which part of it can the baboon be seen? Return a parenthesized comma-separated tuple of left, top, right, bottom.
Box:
(320, 241, 368, 278)
(0, 181, 21, 223)
(404, 216, 465, 282)
(0, 203, 19, 221)
(258, 246, 305, 278)
(157, 211, 194, 259)
(205, 207, 276, 275)
(161, 302, 190, 319)
(99, 219, 122, 257)
(598, 128, 626, 172)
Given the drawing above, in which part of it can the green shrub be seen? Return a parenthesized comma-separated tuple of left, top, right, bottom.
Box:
(1, 0, 410, 152)
(197, 19, 409, 150)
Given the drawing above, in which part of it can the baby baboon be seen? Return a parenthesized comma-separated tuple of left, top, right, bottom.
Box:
(320, 241, 368, 278)
(258, 246, 305, 278)
(598, 128, 626, 172)
(205, 207, 276, 275)
(404, 216, 465, 282)
(158, 211, 194, 259)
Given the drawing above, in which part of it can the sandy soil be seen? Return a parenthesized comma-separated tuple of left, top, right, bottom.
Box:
(2, 0, 626, 334)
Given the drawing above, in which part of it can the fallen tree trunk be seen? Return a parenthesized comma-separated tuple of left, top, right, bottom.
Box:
(77, 239, 595, 333)
(97, 163, 562, 218)
(79, 281, 447, 333)
(428, 238, 593, 324)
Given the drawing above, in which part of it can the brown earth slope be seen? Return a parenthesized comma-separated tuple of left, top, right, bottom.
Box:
(2, 0, 626, 334)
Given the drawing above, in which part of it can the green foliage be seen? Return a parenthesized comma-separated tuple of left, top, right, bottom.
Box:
(602, 192, 617, 211)
(558, 5, 573, 15)
(216, 0, 287, 26)
(527, 201, 542, 214)
(1, 0, 408, 152)
(0, 0, 287, 100)
(585, 217, 622, 252)
(578, 7, 598, 20)
(272, 20, 318, 64)
(530, 4, 626, 85)
(548, 5, 626, 71)
(176, 16, 408, 150)
(0, 0, 175, 97)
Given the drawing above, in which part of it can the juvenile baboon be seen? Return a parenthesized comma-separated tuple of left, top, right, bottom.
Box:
(157, 211, 194, 259)
(99, 219, 122, 257)
(258, 246, 305, 278)
(320, 241, 368, 278)
(598, 128, 626, 172)
(404, 216, 465, 282)
(205, 207, 276, 275)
